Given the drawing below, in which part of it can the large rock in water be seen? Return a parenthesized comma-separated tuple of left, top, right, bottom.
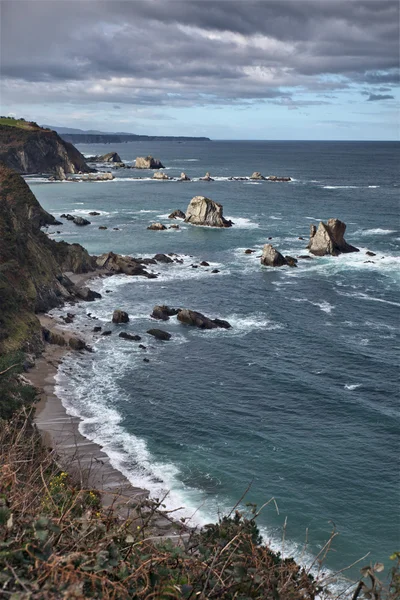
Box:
(147, 328, 171, 341)
(177, 309, 231, 329)
(250, 172, 265, 180)
(153, 171, 170, 180)
(184, 196, 233, 228)
(151, 305, 180, 320)
(261, 244, 288, 267)
(135, 156, 164, 169)
(112, 309, 129, 323)
(96, 252, 155, 277)
(307, 219, 359, 256)
(168, 209, 186, 219)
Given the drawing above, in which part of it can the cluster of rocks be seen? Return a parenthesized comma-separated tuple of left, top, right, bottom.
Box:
(86, 152, 122, 163)
(147, 222, 180, 231)
(60, 214, 91, 226)
(257, 219, 359, 269)
(250, 172, 291, 182)
(69, 172, 114, 182)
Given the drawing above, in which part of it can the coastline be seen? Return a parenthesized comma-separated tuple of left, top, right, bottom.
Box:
(27, 276, 189, 541)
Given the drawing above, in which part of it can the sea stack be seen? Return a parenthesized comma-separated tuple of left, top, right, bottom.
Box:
(307, 219, 359, 256)
(184, 196, 233, 227)
(135, 156, 164, 169)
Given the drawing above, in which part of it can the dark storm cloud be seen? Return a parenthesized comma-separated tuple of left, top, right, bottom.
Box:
(367, 93, 395, 101)
(0, 0, 399, 108)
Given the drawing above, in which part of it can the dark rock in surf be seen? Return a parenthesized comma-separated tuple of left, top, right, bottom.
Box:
(147, 328, 171, 341)
(112, 309, 129, 323)
(151, 305, 180, 321)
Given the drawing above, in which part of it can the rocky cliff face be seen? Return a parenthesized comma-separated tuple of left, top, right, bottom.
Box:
(0, 164, 95, 354)
(0, 125, 91, 177)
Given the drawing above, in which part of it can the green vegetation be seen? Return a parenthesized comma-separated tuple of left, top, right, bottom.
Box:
(0, 116, 42, 130)
(0, 408, 398, 599)
(0, 352, 37, 420)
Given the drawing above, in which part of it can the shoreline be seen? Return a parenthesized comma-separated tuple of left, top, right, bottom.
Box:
(27, 274, 189, 541)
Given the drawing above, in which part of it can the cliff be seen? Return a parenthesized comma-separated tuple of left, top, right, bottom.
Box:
(0, 120, 91, 176)
(0, 164, 95, 354)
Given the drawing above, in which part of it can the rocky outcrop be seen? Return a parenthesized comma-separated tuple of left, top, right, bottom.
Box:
(112, 310, 129, 323)
(307, 219, 359, 256)
(179, 172, 190, 181)
(261, 244, 288, 267)
(96, 252, 156, 277)
(151, 305, 180, 321)
(147, 328, 171, 341)
(185, 196, 233, 228)
(135, 156, 164, 169)
(168, 209, 186, 219)
(153, 253, 173, 263)
(147, 222, 167, 230)
(69, 172, 114, 181)
(250, 172, 265, 180)
(200, 172, 214, 181)
(119, 332, 141, 341)
(87, 152, 122, 163)
(266, 176, 291, 182)
(73, 216, 91, 226)
(75, 287, 102, 301)
(0, 123, 91, 177)
(177, 309, 231, 329)
(153, 171, 170, 180)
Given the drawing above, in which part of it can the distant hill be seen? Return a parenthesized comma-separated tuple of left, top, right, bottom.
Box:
(0, 118, 91, 177)
(42, 124, 211, 144)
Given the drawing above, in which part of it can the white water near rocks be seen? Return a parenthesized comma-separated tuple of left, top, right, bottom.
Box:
(32, 140, 399, 592)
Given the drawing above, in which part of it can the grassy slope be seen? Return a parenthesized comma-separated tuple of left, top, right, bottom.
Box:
(0, 117, 44, 130)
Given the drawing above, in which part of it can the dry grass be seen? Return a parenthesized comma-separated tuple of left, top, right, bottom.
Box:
(0, 409, 398, 599)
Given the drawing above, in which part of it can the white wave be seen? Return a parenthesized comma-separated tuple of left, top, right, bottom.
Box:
(225, 216, 259, 229)
(337, 290, 400, 307)
(172, 158, 199, 162)
(269, 215, 283, 220)
(344, 383, 362, 391)
(323, 185, 359, 189)
(243, 181, 261, 185)
(368, 185, 380, 188)
(292, 298, 335, 314)
(354, 228, 397, 235)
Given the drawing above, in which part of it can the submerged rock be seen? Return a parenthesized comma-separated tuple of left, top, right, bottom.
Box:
(307, 219, 359, 256)
(177, 309, 231, 329)
(119, 332, 141, 341)
(185, 196, 233, 228)
(135, 156, 164, 169)
(151, 305, 180, 320)
(147, 222, 167, 231)
(112, 309, 129, 323)
(147, 328, 171, 341)
(168, 209, 186, 219)
(266, 175, 292, 182)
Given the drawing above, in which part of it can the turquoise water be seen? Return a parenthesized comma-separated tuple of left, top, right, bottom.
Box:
(31, 141, 399, 581)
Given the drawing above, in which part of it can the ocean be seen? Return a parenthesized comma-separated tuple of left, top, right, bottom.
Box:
(29, 140, 399, 582)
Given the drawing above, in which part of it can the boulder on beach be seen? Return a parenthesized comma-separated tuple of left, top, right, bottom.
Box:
(250, 172, 265, 180)
(177, 309, 231, 330)
(147, 222, 167, 231)
(184, 196, 233, 228)
(75, 287, 102, 301)
(112, 309, 129, 323)
(200, 172, 214, 181)
(261, 244, 288, 267)
(147, 328, 171, 341)
(168, 209, 186, 219)
(153, 171, 171, 180)
(135, 156, 164, 169)
(151, 305, 181, 321)
(179, 172, 191, 181)
(307, 219, 359, 256)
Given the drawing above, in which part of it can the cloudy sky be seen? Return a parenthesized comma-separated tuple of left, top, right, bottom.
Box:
(1, 0, 399, 139)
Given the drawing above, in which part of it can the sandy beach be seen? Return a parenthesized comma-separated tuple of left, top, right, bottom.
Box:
(27, 279, 189, 541)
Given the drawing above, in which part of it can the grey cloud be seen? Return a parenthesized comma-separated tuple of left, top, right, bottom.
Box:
(367, 94, 395, 101)
(0, 0, 399, 109)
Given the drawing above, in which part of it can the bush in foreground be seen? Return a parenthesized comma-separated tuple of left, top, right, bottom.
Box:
(0, 410, 398, 599)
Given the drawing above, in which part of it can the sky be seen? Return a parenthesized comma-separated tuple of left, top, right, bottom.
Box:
(1, 0, 399, 140)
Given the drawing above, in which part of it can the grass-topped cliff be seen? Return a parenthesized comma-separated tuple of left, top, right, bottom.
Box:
(0, 164, 95, 354)
(0, 118, 91, 177)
